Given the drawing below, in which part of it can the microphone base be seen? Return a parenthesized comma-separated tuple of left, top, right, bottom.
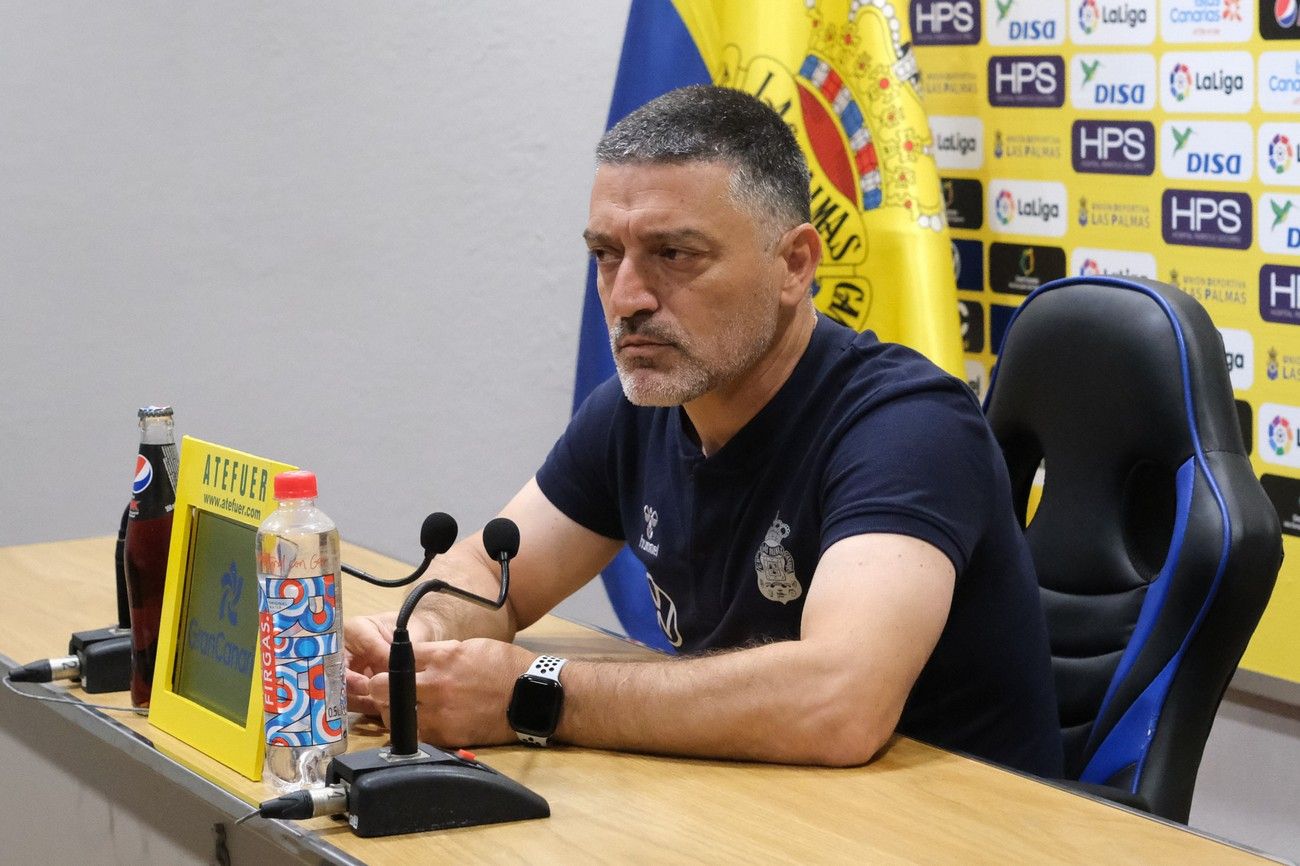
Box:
(68, 627, 132, 693)
(326, 744, 549, 837)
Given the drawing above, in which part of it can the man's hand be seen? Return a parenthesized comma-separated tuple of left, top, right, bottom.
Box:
(361, 638, 535, 748)
(343, 611, 442, 716)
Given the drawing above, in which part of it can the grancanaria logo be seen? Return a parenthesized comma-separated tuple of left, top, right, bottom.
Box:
(716, 0, 949, 335)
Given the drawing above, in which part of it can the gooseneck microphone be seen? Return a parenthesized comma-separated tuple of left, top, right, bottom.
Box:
(387, 517, 519, 757)
(340, 512, 458, 588)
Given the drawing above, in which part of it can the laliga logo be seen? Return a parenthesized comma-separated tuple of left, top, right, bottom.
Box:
(995, 189, 1015, 224)
(132, 455, 153, 495)
(1268, 414, 1294, 457)
(1170, 63, 1193, 101)
(1170, 62, 1245, 100)
(1270, 134, 1294, 174)
(1078, 0, 1100, 33)
(1080, 258, 1101, 276)
(1279, 0, 1298, 28)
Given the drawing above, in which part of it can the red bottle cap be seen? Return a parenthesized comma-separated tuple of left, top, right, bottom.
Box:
(274, 470, 318, 500)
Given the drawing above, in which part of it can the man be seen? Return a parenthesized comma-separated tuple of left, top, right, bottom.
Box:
(346, 85, 1063, 776)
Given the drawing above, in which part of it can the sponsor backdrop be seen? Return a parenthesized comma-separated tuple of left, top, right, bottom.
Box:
(913, 0, 1299, 683)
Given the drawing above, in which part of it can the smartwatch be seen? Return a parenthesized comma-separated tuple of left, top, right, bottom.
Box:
(507, 655, 568, 746)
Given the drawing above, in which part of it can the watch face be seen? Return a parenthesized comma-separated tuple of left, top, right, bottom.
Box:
(508, 675, 563, 737)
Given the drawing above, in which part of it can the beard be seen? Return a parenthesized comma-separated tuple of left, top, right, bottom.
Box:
(608, 302, 779, 407)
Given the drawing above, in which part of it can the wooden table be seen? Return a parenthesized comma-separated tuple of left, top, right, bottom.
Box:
(0, 537, 1281, 864)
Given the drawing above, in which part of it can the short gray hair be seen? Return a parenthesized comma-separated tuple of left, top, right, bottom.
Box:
(595, 85, 811, 234)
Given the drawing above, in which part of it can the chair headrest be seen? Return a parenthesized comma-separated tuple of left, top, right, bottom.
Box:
(985, 276, 1246, 468)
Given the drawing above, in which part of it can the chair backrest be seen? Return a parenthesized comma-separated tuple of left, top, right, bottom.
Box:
(983, 275, 1282, 823)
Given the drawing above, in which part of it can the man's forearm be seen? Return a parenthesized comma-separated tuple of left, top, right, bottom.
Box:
(554, 640, 894, 767)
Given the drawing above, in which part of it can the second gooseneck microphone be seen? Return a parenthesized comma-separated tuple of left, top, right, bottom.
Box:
(340, 512, 459, 588)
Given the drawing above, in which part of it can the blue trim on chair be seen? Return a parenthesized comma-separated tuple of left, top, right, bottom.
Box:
(1079, 458, 1193, 785)
(984, 275, 1234, 792)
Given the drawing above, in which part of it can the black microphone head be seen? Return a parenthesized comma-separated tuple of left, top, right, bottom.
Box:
(420, 512, 459, 555)
(482, 517, 520, 561)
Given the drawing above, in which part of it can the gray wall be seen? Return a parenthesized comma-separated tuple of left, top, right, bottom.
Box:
(0, 2, 628, 565)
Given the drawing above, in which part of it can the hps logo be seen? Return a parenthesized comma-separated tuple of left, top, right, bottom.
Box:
(1161, 53, 1253, 113)
(988, 0, 1064, 44)
(912, 0, 981, 45)
(988, 179, 1068, 237)
(1072, 120, 1155, 175)
(988, 55, 1066, 107)
(1162, 189, 1253, 249)
(1073, 0, 1156, 43)
(1160, 121, 1254, 181)
(1071, 53, 1155, 110)
(1260, 264, 1300, 324)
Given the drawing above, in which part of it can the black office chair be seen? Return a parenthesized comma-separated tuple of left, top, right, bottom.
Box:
(982, 275, 1282, 823)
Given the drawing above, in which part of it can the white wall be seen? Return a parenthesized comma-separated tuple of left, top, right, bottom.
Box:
(0, 3, 629, 570)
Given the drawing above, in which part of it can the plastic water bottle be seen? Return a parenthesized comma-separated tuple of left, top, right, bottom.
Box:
(256, 470, 347, 792)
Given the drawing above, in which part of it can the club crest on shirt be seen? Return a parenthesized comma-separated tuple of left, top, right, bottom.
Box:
(755, 515, 802, 604)
(638, 505, 660, 557)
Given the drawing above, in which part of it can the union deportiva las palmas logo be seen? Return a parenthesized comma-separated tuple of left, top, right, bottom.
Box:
(713, 0, 948, 334)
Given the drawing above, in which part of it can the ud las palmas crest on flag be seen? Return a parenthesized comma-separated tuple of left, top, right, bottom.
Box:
(573, 0, 962, 651)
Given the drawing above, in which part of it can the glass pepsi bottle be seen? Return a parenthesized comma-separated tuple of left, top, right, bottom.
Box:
(124, 405, 179, 707)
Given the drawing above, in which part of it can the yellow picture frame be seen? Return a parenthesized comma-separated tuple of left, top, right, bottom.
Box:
(150, 436, 295, 781)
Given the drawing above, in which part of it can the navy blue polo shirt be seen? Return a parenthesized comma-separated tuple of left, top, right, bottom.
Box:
(537, 314, 1063, 777)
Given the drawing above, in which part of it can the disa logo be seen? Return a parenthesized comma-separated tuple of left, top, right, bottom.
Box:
(988, 0, 1063, 44)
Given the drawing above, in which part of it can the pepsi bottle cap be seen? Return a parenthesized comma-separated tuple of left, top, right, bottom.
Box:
(274, 470, 318, 500)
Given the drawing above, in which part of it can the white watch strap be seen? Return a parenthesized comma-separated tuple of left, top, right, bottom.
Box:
(527, 654, 567, 681)
(516, 655, 567, 746)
